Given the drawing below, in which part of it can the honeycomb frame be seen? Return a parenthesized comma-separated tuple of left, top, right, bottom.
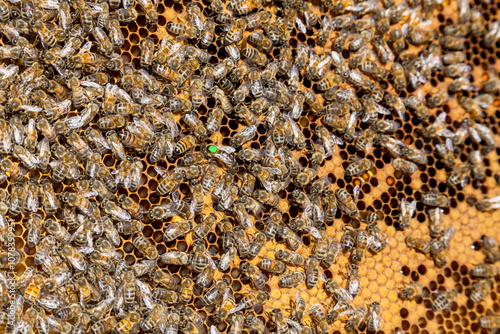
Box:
(1, 0, 500, 333)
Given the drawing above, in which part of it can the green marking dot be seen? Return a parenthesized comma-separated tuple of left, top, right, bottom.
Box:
(208, 145, 217, 153)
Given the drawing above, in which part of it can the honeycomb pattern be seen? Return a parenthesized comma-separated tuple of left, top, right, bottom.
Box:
(2, 0, 500, 333)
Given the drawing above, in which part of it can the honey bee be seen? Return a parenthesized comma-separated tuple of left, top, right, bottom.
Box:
(23, 274, 45, 305)
(160, 250, 191, 266)
(423, 207, 443, 239)
(422, 191, 450, 208)
(392, 158, 418, 175)
(398, 282, 423, 301)
(244, 314, 267, 334)
(365, 302, 382, 332)
(0, 157, 26, 181)
(167, 21, 199, 40)
(345, 305, 368, 331)
(345, 158, 373, 177)
(113, 312, 141, 334)
(449, 77, 473, 93)
(304, 256, 323, 289)
(447, 164, 472, 188)
(432, 289, 457, 311)
(180, 103, 206, 129)
(479, 314, 500, 329)
(292, 167, 316, 188)
(482, 236, 500, 263)
(405, 236, 431, 254)
(140, 303, 167, 332)
(339, 226, 356, 254)
(315, 125, 344, 158)
(267, 308, 292, 334)
(470, 263, 499, 278)
(147, 267, 178, 290)
(176, 275, 195, 304)
(33, 20, 56, 48)
(59, 244, 87, 272)
(462, 94, 494, 120)
(151, 287, 180, 305)
(404, 94, 429, 121)
(175, 58, 201, 87)
(470, 279, 493, 303)
(275, 249, 304, 267)
(107, 19, 125, 48)
(230, 124, 256, 147)
(214, 288, 236, 323)
(12, 145, 38, 170)
(397, 198, 416, 230)
(304, 304, 328, 334)
(336, 185, 359, 217)
(278, 271, 306, 288)
(132, 234, 158, 260)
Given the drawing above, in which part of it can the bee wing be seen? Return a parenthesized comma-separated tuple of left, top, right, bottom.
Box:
(2, 125, 11, 154)
(109, 138, 126, 160)
(308, 303, 324, 315)
(110, 204, 132, 221)
(444, 138, 454, 152)
(437, 128, 455, 138)
(295, 17, 307, 33)
(353, 184, 360, 201)
(474, 94, 494, 108)
(369, 308, 382, 330)
(225, 44, 240, 61)
(59, 42, 76, 58)
(80, 81, 101, 89)
(133, 117, 155, 137)
(222, 287, 232, 304)
(426, 53, 443, 71)
(77, 189, 99, 198)
(78, 42, 93, 55)
(434, 112, 447, 126)
(318, 55, 332, 70)
(217, 145, 236, 154)
(286, 118, 303, 141)
(240, 124, 257, 140)
(154, 165, 168, 177)
(328, 240, 341, 258)
(408, 200, 417, 217)
(54, 99, 72, 115)
(239, 207, 255, 229)
(285, 318, 302, 331)
(374, 103, 390, 115)
(474, 122, 494, 136)
(135, 278, 152, 295)
(400, 197, 407, 216)
(347, 112, 358, 129)
(210, 325, 222, 334)
(228, 302, 246, 315)
(304, 226, 322, 239)
(171, 190, 181, 202)
(467, 126, 482, 143)
(321, 136, 336, 158)
(345, 4, 365, 11)
(69, 252, 86, 272)
(129, 165, 142, 190)
(116, 87, 134, 104)
(460, 175, 469, 188)
(487, 195, 500, 204)
(64, 116, 84, 130)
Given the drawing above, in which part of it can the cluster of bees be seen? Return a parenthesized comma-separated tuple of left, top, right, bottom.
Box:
(0, 0, 497, 331)
(396, 235, 500, 332)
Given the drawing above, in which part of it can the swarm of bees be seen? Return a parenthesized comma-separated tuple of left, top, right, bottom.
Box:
(0, 0, 498, 332)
